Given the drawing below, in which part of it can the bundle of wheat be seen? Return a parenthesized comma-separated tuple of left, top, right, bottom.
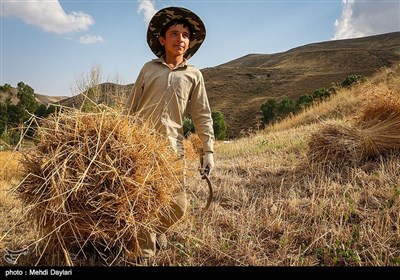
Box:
(307, 122, 364, 166)
(355, 90, 400, 126)
(15, 108, 184, 265)
(308, 90, 400, 166)
(183, 133, 203, 161)
(354, 91, 400, 157)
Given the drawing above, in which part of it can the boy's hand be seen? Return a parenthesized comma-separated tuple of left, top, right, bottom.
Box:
(201, 152, 214, 177)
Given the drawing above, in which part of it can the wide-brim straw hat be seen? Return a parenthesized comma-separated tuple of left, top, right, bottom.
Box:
(147, 6, 206, 59)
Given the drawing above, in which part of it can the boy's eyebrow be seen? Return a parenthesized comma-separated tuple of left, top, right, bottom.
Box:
(169, 30, 190, 35)
(167, 25, 190, 33)
(168, 28, 190, 33)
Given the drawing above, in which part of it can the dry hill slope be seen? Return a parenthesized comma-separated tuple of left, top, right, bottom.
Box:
(35, 93, 68, 105)
(0, 88, 67, 106)
(58, 82, 133, 109)
(12, 32, 400, 140)
(204, 31, 400, 138)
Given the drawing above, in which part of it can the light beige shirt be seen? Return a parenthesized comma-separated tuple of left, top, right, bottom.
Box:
(125, 57, 214, 156)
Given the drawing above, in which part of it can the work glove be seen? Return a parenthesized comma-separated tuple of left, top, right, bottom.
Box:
(200, 152, 215, 178)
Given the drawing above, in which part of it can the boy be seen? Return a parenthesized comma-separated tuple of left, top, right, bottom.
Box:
(124, 6, 215, 258)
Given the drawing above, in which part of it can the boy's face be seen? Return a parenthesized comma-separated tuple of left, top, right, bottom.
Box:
(159, 24, 190, 58)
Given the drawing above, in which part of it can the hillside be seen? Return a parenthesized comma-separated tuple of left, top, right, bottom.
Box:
(1, 63, 399, 266)
(204, 31, 400, 138)
(0, 87, 67, 105)
(58, 82, 133, 109)
(6, 32, 399, 139)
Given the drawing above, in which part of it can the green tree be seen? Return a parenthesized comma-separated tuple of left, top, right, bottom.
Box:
(312, 88, 331, 100)
(0, 84, 13, 135)
(277, 98, 295, 116)
(296, 93, 314, 110)
(261, 98, 277, 124)
(184, 111, 227, 140)
(341, 75, 365, 87)
(0, 82, 46, 145)
(0, 83, 12, 93)
(16, 81, 38, 122)
(35, 104, 56, 118)
(212, 110, 227, 140)
(0, 128, 21, 146)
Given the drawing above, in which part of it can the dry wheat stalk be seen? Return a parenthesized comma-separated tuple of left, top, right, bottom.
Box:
(14, 107, 184, 265)
(308, 90, 400, 166)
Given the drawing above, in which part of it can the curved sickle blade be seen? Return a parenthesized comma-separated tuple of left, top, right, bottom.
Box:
(201, 174, 213, 213)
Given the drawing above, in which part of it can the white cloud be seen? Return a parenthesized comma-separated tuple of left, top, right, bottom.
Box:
(333, 0, 400, 40)
(137, 0, 157, 24)
(79, 35, 104, 44)
(2, 0, 94, 34)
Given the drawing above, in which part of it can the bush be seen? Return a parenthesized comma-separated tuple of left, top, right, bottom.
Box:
(312, 88, 332, 100)
(184, 111, 227, 141)
(261, 99, 277, 124)
(277, 98, 295, 116)
(296, 94, 314, 109)
(212, 110, 227, 140)
(341, 75, 365, 87)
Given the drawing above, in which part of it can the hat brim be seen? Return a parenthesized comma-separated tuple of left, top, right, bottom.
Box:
(147, 7, 206, 60)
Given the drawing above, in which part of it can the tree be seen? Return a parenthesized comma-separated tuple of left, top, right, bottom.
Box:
(312, 88, 331, 100)
(296, 94, 314, 110)
(0, 83, 12, 93)
(16, 81, 38, 123)
(341, 75, 365, 87)
(277, 98, 295, 116)
(261, 98, 277, 124)
(212, 110, 227, 141)
(183, 111, 227, 140)
(0, 82, 47, 145)
(35, 104, 56, 118)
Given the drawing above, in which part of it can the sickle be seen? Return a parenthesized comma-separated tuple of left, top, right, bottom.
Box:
(201, 174, 213, 213)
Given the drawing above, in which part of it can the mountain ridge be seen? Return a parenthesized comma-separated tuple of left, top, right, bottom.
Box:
(203, 31, 400, 138)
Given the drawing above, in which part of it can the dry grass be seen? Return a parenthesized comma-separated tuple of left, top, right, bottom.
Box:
(308, 121, 366, 167)
(308, 80, 400, 166)
(0, 151, 38, 266)
(183, 133, 203, 162)
(2, 108, 184, 266)
(0, 151, 23, 182)
(1, 64, 400, 266)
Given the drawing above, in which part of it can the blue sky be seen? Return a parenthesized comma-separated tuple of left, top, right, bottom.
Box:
(1, 0, 399, 97)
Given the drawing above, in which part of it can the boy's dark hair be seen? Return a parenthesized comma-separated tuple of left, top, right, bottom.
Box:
(160, 19, 193, 39)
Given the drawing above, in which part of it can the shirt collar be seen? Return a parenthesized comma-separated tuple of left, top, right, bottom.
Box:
(155, 55, 188, 69)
